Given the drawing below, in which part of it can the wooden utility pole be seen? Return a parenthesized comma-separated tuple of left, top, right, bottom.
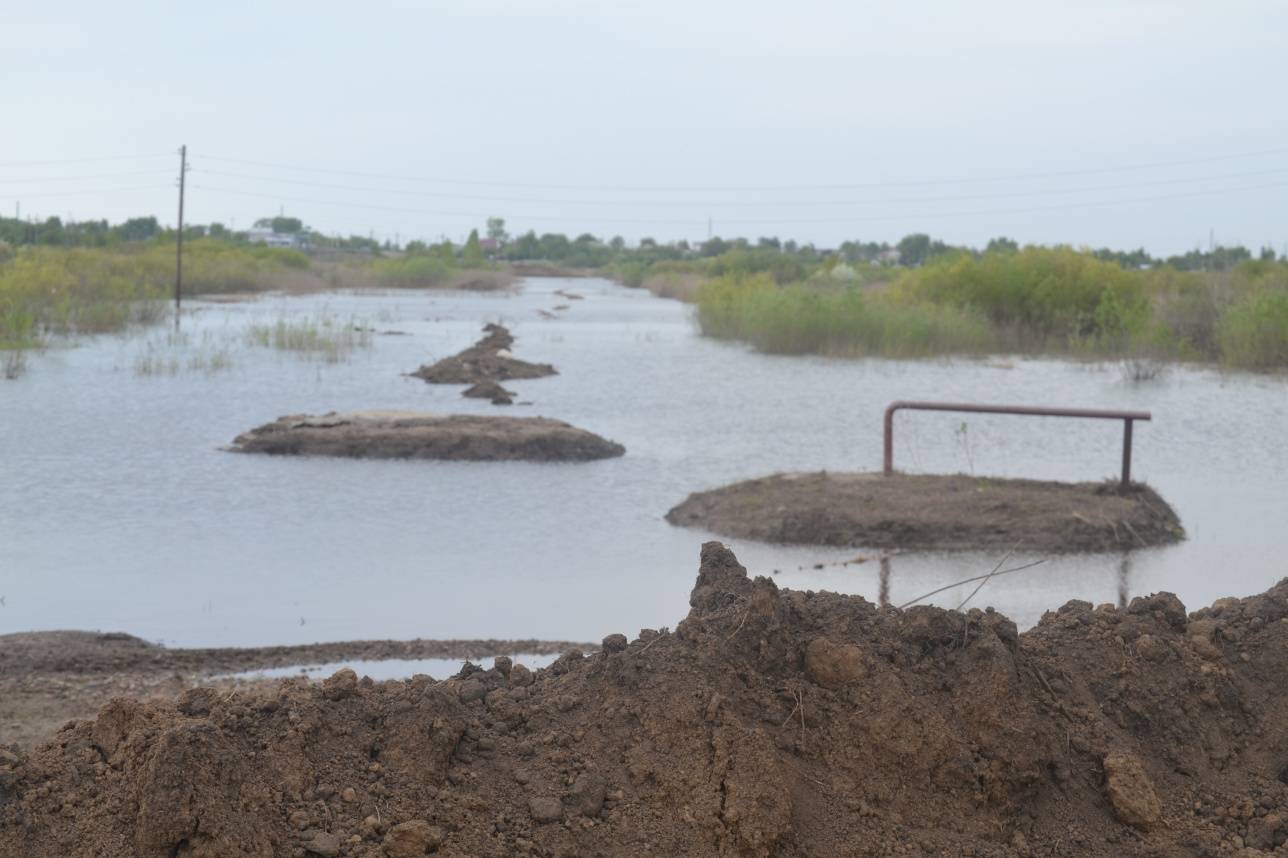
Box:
(175, 144, 187, 326)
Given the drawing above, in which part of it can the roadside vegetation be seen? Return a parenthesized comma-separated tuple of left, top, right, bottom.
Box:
(693, 248, 1288, 369)
(2, 212, 1285, 375)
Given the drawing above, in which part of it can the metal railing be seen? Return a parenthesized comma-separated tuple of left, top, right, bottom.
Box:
(882, 401, 1152, 489)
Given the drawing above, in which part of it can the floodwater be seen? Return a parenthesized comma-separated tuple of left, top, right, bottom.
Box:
(226, 653, 560, 683)
(2, 277, 1286, 647)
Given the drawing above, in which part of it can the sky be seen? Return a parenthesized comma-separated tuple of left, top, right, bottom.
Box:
(1, 0, 1285, 255)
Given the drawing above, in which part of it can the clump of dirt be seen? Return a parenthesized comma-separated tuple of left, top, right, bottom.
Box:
(6, 544, 1288, 857)
(229, 411, 625, 462)
(462, 381, 515, 406)
(412, 324, 556, 386)
(667, 472, 1184, 552)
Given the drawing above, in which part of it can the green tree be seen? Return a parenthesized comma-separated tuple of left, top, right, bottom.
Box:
(486, 217, 508, 244)
(463, 229, 485, 266)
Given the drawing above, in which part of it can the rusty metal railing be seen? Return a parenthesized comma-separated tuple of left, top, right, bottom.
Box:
(882, 401, 1152, 489)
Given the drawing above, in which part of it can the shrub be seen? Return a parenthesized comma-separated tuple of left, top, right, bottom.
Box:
(1217, 288, 1288, 369)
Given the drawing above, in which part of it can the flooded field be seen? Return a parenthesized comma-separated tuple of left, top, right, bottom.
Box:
(2, 277, 1286, 647)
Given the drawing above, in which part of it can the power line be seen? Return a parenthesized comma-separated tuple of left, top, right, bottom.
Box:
(0, 184, 173, 202)
(195, 165, 1288, 209)
(0, 153, 173, 167)
(189, 179, 1288, 228)
(0, 169, 175, 185)
(198, 146, 1288, 192)
(187, 184, 706, 226)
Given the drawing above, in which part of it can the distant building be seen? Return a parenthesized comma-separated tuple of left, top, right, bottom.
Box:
(876, 248, 901, 266)
(247, 227, 307, 249)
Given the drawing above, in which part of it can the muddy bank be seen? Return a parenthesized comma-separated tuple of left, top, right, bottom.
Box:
(667, 472, 1184, 552)
(0, 633, 592, 753)
(411, 323, 556, 386)
(229, 411, 625, 462)
(5, 543, 1288, 856)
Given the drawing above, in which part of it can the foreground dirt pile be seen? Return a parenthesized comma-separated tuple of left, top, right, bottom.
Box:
(411, 324, 556, 387)
(667, 472, 1185, 552)
(229, 411, 625, 462)
(6, 544, 1288, 857)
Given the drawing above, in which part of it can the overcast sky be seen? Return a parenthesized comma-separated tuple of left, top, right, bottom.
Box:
(2, 0, 1285, 255)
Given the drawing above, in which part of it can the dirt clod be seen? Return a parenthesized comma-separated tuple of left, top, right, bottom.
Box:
(301, 830, 341, 857)
(382, 819, 442, 856)
(527, 796, 563, 824)
(803, 637, 868, 688)
(1103, 753, 1162, 829)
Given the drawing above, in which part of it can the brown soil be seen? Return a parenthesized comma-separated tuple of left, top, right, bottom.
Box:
(0, 633, 591, 754)
(666, 472, 1184, 553)
(411, 324, 557, 386)
(462, 382, 515, 406)
(229, 412, 625, 462)
(4, 543, 1287, 857)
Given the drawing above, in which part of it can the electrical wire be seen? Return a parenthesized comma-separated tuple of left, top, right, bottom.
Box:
(189, 179, 1288, 228)
(0, 169, 175, 185)
(0, 153, 174, 167)
(195, 165, 1288, 209)
(198, 146, 1288, 192)
(0, 184, 173, 201)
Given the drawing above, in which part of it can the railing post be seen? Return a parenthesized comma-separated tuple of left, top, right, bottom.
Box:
(1121, 418, 1134, 489)
(883, 404, 896, 475)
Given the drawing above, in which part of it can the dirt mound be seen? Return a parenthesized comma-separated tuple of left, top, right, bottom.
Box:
(667, 472, 1185, 552)
(412, 324, 556, 385)
(462, 381, 515, 406)
(229, 411, 625, 462)
(6, 544, 1288, 856)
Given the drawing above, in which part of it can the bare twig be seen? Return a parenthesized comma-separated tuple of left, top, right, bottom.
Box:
(955, 547, 1016, 611)
(724, 601, 751, 641)
(896, 558, 1047, 610)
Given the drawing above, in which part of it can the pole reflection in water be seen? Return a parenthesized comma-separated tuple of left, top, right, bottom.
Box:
(1118, 552, 1133, 609)
(879, 556, 891, 608)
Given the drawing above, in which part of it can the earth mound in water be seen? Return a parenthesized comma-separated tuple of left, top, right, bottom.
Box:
(462, 381, 515, 405)
(412, 323, 556, 385)
(229, 411, 624, 462)
(666, 471, 1184, 553)
(4, 543, 1287, 856)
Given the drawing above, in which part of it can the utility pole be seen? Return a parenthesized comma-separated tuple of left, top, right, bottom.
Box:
(175, 145, 187, 327)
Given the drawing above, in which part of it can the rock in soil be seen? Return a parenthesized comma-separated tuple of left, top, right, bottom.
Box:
(7, 543, 1288, 856)
(228, 411, 624, 462)
(667, 471, 1184, 552)
(411, 323, 556, 384)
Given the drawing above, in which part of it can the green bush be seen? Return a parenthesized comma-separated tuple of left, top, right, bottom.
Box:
(372, 255, 454, 288)
(892, 246, 1149, 347)
(697, 273, 993, 357)
(1217, 288, 1288, 369)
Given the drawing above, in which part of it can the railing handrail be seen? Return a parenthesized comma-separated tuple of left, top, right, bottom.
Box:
(882, 401, 1152, 488)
